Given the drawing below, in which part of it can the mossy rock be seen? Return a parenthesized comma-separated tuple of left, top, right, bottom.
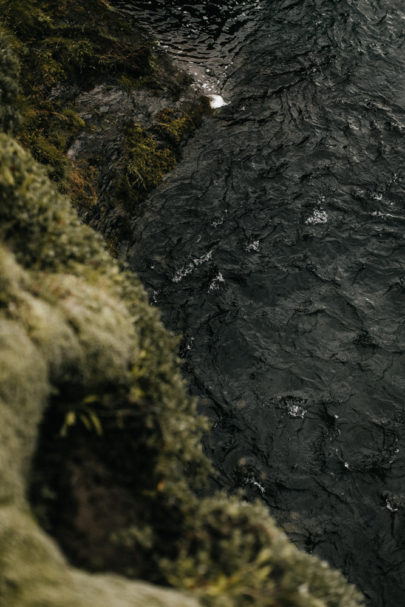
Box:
(153, 108, 195, 146)
(0, 0, 171, 196)
(0, 129, 205, 606)
(114, 99, 210, 213)
(115, 121, 176, 209)
(0, 26, 20, 132)
(0, 3, 211, 245)
(160, 496, 363, 607)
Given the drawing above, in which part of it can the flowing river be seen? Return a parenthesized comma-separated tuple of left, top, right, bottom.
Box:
(114, 1, 405, 604)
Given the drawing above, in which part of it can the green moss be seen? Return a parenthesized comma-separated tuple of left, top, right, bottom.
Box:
(160, 497, 363, 607)
(0, 0, 158, 92)
(0, 134, 109, 272)
(0, 123, 210, 496)
(116, 122, 176, 209)
(18, 101, 86, 181)
(115, 100, 210, 212)
(118, 73, 140, 92)
(0, 1, 210, 230)
(0, 27, 20, 133)
(154, 108, 194, 146)
(0, 1, 52, 40)
(0, 0, 160, 201)
(66, 159, 98, 208)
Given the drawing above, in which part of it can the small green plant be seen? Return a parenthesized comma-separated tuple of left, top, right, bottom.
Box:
(60, 396, 103, 437)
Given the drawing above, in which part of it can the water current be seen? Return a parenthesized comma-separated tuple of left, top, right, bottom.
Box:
(114, 1, 405, 604)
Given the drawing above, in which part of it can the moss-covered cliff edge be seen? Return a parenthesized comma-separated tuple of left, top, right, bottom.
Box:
(0, 0, 210, 254)
(0, 4, 364, 607)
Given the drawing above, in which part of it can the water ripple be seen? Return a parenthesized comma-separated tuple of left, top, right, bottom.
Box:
(124, 1, 405, 605)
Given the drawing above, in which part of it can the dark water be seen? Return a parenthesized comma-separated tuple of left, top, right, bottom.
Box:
(120, 1, 405, 604)
(115, 0, 263, 92)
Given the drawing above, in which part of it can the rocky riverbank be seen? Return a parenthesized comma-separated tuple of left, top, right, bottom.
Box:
(0, 0, 209, 253)
(0, 2, 364, 606)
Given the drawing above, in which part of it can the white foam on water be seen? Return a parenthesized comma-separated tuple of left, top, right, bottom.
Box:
(207, 94, 228, 109)
(386, 499, 398, 513)
(371, 210, 396, 219)
(305, 209, 328, 225)
(246, 240, 260, 252)
(245, 476, 266, 495)
(209, 272, 225, 291)
(172, 250, 213, 283)
(186, 337, 195, 352)
(287, 403, 307, 419)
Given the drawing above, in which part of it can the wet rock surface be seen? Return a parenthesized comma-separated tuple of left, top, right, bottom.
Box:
(66, 81, 207, 254)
